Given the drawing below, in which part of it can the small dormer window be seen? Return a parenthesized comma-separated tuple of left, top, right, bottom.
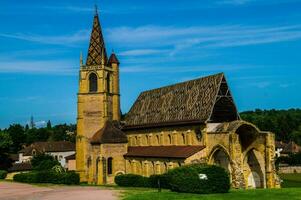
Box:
(32, 149, 36, 156)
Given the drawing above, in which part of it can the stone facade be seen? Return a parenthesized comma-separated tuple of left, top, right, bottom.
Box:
(76, 10, 279, 189)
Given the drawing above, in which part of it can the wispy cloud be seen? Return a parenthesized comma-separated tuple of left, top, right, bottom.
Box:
(0, 30, 89, 46)
(217, 0, 252, 5)
(0, 60, 77, 75)
(107, 24, 301, 51)
(120, 64, 255, 73)
(119, 49, 168, 56)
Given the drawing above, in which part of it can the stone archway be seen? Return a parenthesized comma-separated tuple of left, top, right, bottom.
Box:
(209, 146, 232, 174)
(244, 149, 265, 188)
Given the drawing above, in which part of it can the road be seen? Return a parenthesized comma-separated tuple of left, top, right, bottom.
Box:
(0, 181, 118, 200)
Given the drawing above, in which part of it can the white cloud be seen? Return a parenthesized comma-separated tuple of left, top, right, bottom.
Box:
(217, 0, 252, 5)
(0, 60, 77, 75)
(119, 49, 168, 56)
(0, 30, 90, 46)
(106, 24, 301, 51)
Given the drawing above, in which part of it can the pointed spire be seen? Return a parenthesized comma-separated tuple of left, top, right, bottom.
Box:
(94, 4, 98, 16)
(108, 51, 120, 65)
(86, 5, 107, 66)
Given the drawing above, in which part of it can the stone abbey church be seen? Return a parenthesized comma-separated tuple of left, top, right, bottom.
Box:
(76, 10, 279, 189)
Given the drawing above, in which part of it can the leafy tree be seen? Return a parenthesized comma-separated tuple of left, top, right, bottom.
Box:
(240, 109, 301, 145)
(6, 124, 25, 153)
(0, 131, 13, 152)
(0, 131, 13, 170)
(47, 120, 52, 129)
(31, 153, 60, 171)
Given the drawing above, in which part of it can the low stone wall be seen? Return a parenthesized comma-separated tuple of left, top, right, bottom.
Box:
(279, 166, 301, 174)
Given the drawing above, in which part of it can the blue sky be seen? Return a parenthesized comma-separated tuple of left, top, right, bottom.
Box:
(0, 0, 301, 128)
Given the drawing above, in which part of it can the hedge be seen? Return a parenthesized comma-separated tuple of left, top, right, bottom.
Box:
(148, 174, 171, 189)
(114, 174, 150, 187)
(168, 164, 230, 194)
(0, 170, 7, 179)
(13, 170, 79, 185)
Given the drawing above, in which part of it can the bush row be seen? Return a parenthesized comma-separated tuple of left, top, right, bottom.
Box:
(115, 164, 230, 194)
(0, 170, 7, 179)
(13, 170, 79, 185)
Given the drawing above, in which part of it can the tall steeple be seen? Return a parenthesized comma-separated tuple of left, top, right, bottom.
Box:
(86, 5, 107, 66)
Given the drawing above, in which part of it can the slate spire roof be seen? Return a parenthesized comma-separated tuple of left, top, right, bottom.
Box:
(124, 73, 240, 129)
(86, 8, 107, 66)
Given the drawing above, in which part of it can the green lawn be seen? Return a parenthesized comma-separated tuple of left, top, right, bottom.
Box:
(121, 188, 301, 200)
(280, 173, 301, 188)
(121, 173, 301, 200)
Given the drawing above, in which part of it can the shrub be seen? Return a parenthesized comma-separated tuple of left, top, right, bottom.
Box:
(148, 174, 171, 189)
(31, 154, 60, 171)
(13, 170, 79, 185)
(115, 174, 149, 187)
(168, 164, 230, 194)
(0, 170, 7, 179)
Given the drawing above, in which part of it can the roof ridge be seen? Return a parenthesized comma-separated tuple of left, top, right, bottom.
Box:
(140, 72, 224, 94)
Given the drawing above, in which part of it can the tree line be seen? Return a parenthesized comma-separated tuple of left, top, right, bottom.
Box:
(240, 108, 301, 145)
(0, 121, 76, 154)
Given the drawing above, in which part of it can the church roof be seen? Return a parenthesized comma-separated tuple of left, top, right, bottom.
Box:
(90, 121, 128, 145)
(19, 141, 75, 156)
(86, 11, 107, 66)
(124, 145, 205, 159)
(108, 53, 120, 65)
(124, 73, 240, 129)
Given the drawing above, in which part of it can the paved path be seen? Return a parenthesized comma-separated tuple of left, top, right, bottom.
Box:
(0, 181, 119, 200)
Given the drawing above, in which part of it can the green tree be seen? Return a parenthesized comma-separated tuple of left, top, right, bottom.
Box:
(47, 120, 52, 129)
(0, 131, 13, 170)
(31, 153, 60, 171)
(7, 124, 25, 153)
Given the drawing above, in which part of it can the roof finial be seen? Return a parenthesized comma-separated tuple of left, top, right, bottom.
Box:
(94, 4, 98, 16)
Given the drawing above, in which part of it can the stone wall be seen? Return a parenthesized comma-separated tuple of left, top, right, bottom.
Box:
(279, 166, 301, 173)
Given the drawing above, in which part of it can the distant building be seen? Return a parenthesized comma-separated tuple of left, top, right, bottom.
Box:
(275, 141, 301, 157)
(18, 141, 75, 168)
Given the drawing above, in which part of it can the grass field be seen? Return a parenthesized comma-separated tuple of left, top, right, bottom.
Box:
(122, 188, 301, 200)
(121, 173, 301, 200)
(280, 173, 301, 188)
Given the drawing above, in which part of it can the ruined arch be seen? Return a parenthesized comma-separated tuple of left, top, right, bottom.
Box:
(208, 145, 232, 174)
(243, 148, 266, 188)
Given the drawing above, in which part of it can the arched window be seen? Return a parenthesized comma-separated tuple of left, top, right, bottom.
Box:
(145, 135, 149, 145)
(182, 133, 186, 145)
(107, 157, 113, 175)
(87, 157, 92, 168)
(156, 135, 160, 145)
(168, 134, 172, 145)
(106, 73, 111, 93)
(89, 73, 98, 92)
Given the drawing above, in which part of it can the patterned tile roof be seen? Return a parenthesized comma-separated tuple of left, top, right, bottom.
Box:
(124, 145, 205, 158)
(90, 121, 128, 145)
(124, 73, 238, 128)
(86, 12, 107, 66)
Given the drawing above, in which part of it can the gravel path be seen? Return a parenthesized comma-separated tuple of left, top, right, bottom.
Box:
(0, 181, 119, 200)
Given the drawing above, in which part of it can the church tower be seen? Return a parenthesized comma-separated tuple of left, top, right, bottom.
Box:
(76, 7, 122, 182)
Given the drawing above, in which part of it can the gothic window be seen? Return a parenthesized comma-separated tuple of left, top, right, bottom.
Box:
(168, 134, 172, 145)
(156, 135, 160, 145)
(89, 73, 98, 92)
(106, 73, 111, 93)
(182, 133, 186, 145)
(107, 157, 113, 175)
